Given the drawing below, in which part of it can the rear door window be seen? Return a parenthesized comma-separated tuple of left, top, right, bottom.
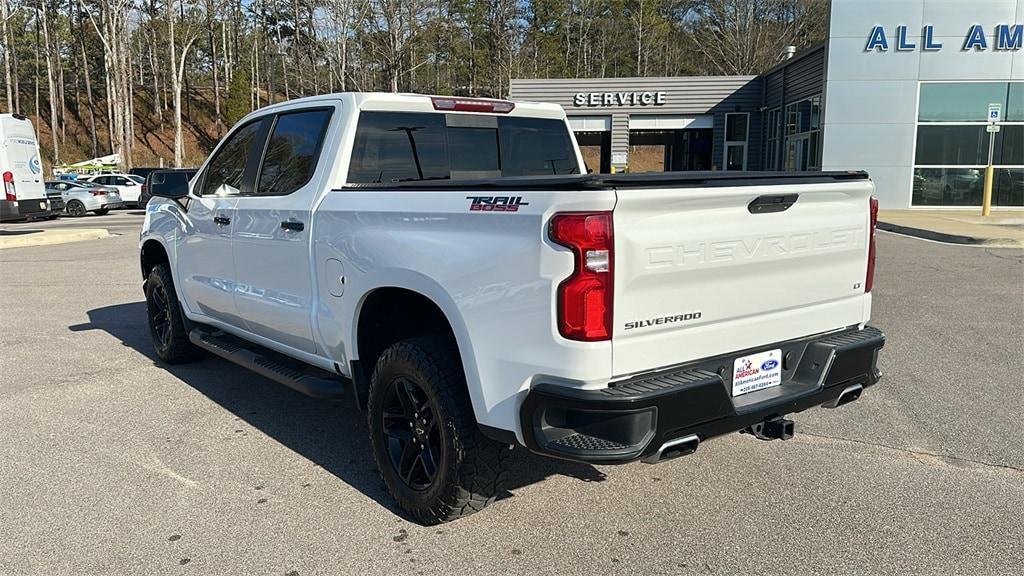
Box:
(256, 109, 333, 196)
(347, 111, 579, 184)
(348, 112, 448, 183)
(498, 117, 578, 176)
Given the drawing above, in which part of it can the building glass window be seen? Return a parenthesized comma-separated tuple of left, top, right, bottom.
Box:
(913, 82, 1024, 207)
(1007, 83, 1024, 122)
(918, 83, 1010, 122)
(783, 96, 821, 171)
(765, 108, 781, 170)
(724, 113, 748, 171)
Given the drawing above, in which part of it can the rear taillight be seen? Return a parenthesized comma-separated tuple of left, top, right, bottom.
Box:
(865, 196, 878, 293)
(3, 171, 15, 202)
(92, 190, 107, 196)
(549, 212, 613, 341)
(430, 96, 515, 114)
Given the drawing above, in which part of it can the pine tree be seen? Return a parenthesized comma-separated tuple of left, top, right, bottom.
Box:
(224, 69, 250, 127)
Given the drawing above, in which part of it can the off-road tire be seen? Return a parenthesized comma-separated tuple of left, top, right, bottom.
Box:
(368, 337, 511, 524)
(145, 263, 201, 364)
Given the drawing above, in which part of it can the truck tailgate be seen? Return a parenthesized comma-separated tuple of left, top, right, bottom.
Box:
(611, 175, 874, 377)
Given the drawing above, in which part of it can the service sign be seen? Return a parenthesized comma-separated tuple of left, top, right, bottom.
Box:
(573, 91, 667, 107)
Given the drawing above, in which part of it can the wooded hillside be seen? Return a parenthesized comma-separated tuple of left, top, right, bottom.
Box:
(0, 0, 827, 170)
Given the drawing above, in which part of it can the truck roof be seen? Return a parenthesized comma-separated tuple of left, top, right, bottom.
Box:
(249, 92, 569, 121)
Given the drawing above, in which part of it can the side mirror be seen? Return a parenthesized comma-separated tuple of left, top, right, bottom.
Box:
(153, 179, 189, 200)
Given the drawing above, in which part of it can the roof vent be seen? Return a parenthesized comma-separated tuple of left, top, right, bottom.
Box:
(784, 46, 797, 60)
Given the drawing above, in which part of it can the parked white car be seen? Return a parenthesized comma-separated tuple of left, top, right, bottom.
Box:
(140, 92, 885, 524)
(81, 173, 144, 206)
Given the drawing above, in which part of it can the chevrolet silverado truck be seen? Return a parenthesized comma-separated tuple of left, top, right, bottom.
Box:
(140, 92, 885, 524)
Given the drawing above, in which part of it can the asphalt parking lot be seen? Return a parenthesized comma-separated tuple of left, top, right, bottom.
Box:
(1, 213, 1022, 576)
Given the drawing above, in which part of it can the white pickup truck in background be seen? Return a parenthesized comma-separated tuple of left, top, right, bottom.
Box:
(139, 92, 885, 524)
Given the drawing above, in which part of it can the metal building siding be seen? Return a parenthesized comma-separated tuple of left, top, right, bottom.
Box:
(710, 81, 764, 170)
(784, 48, 826, 102)
(760, 45, 827, 170)
(611, 113, 630, 161)
(765, 71, 785, 107)
(509, 76, 759, 115)
(761, 45, 826, 110)
(510, 76, 764, 170)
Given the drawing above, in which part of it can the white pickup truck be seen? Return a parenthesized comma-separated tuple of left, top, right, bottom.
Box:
(140, 92, 885, 524)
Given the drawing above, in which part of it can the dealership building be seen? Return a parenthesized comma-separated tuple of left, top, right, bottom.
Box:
(509, 0, 1023, 208)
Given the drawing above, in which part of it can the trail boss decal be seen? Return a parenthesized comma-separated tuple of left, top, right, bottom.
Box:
(624, 312, 702, 331)
(467, 196, 529, 212)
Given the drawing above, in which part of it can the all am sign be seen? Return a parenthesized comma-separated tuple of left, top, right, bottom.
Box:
(865, 24, 1023, 52)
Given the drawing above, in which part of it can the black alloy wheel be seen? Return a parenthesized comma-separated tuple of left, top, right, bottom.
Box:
(148, 280, 173, 351)
(380, 376, 443, 491)
(144, 263, 201, 364)
(368, 338, 510, 524)
(66, 200, 86, 217)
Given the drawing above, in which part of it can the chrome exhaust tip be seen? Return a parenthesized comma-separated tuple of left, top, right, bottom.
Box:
(823, 384, 864, 409)
(642, 434, 700, 464)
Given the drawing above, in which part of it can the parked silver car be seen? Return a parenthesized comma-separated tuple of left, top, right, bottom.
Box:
(44, 180, 124, 216)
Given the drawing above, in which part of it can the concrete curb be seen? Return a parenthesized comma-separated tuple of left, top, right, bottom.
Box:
(877, 221, 1021, 248)
(0, 228, 111, 250)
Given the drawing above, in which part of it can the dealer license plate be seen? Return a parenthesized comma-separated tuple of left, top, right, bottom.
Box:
(732, 348, 783, 396)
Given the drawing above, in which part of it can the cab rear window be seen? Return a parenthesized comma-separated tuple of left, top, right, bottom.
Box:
(347, 112, 579, 184)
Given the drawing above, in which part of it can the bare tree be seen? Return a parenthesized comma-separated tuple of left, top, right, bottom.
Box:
(38, 0, 60, 162)
(203, 0, 224, 136)
(691, 0, 827, 75)
(365, 0, 427, 92)
(81, 0, 135, 165)
(168, 0, 201, 167)
(13, 0, 827, 169)
(487, 0, 519, 97)
(0, 0, 19, 113)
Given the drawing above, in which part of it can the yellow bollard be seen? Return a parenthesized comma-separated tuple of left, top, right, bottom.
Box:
(982, 164, 994, 217)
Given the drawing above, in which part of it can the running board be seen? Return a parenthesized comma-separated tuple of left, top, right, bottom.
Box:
(188, 328, 348, 399)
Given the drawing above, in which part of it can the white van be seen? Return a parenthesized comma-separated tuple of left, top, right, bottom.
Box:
(1, 114, 48, 221)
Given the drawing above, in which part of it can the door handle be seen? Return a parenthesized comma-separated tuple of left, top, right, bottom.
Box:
(213, 215, 231, 225)
(748, 194, 798, 214)
(280, 221, 304, 232)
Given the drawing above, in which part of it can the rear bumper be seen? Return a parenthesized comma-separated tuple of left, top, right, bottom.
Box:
(520, 325, 885, 464)
(0, 198, 50, 221)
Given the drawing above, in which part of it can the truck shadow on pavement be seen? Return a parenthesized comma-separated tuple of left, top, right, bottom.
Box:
(71, 302, 607, 518)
